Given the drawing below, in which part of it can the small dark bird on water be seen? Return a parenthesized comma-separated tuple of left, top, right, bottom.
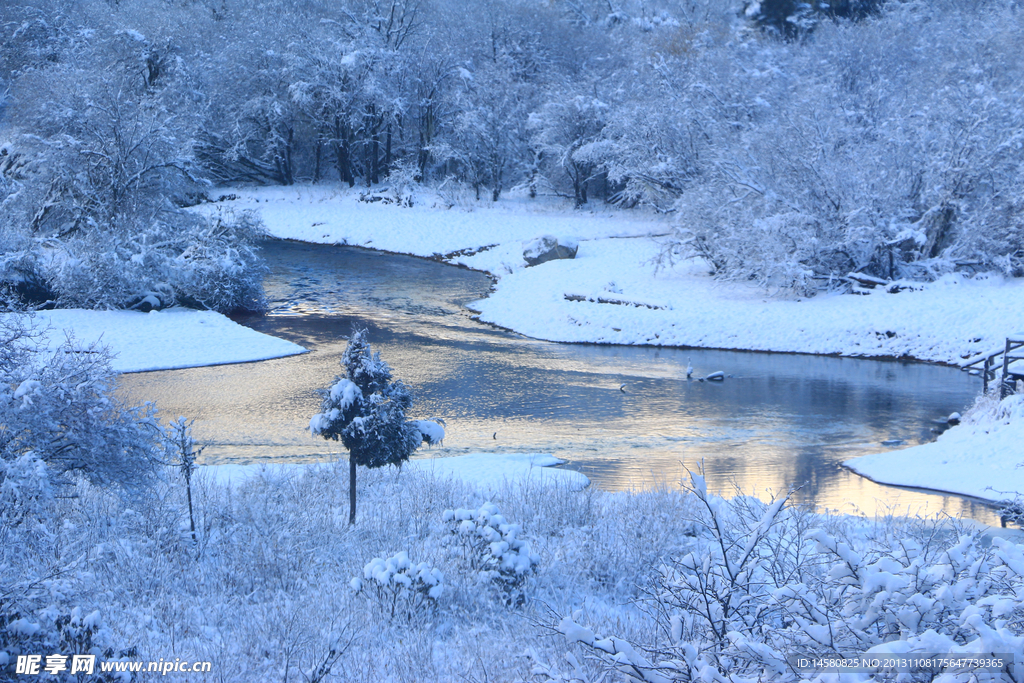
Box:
(493, 431, 497, 440)
(619, 384, 627, 392)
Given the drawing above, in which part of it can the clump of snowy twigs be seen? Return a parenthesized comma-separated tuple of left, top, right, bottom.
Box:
(1, 317, 164, 679)
(443, 502, 540, 608)
(540, 468, 1024, 683)
(350, 551, 444, 620)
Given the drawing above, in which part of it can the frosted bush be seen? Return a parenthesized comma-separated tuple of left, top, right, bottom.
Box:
(443, 502, 540, 607)
(547, 469, 1024, 683)
(42, 212, 266, 314)
(434, 176, 476, 211)
(350, 551, 444, 619)
(0, 602, 133, 682)
(0, 318, 161, 493)
(0, 452, 53, 531)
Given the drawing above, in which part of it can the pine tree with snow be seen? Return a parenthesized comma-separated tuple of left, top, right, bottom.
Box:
(309, 329, 431, 524)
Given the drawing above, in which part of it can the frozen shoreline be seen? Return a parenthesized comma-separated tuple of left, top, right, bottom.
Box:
(19, 308, 306, 374)
(207, 184, 1024, 503)
(844, 394, 1024, 506)
(21, 184, 1021, 503)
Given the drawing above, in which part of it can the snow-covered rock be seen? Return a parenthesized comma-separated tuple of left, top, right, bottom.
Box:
(522, 235, 578, 267)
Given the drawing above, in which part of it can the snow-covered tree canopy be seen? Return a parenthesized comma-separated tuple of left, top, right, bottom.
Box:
(3, 0, 1022, 297)
(309, 329, 425, 469)
(310, 328, 438, 522)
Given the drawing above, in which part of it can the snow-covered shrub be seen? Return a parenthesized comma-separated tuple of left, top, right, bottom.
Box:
(0, 452, 53, 532)
(164, 417, 202, 545)
(434, 176, 476, 210)
(548, 469, 1024, 682)
(350, 551, 444, 620)
(410, 418, 446, 446)
(384, 161, 418, 208)
(0, 317, 162, 493)
(39, 211, 266, 313)
(0, 19, 267, 315)
(0, 603, 131, 682)
(443, 502, 540, 607)
(170, 212, 267, 313)
(657, 2, 1024, 293)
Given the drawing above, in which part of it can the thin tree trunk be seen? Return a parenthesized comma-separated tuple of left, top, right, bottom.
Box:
(371, 132, 380, 185)
(349, 456, 357, 525)
(283, 128, 294, 186)
(364, 137, 372, 188)
(186, 475, 196, 543)
(335, 118, 355, 187)
(313, 139, 322, 183)
(418, 104, 434, 180)
(384, 124, 392, 178)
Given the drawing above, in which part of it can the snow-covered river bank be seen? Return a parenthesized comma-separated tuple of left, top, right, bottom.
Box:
(197, 185, 1024, 511)
(23, 184, 1023, 515)
(116, 240, 1004, 524)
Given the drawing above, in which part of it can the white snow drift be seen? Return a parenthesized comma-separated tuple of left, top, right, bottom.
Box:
(23, 308, 306, 373)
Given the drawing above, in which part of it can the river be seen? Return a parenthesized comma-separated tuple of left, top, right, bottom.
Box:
(118, 240, 1001, 524)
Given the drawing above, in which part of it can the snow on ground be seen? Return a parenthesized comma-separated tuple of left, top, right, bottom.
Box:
(205, 452, 589, 492)
(845, 394, 1024, 504)
(202, 184, 661, 256)
(468, 239, 1024, 365)
(24, 308, 306, 373)
(407, 452, 589, 491)
(210, 184, 1024, 367)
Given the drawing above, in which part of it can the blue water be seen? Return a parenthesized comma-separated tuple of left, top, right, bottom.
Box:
(119, 240, 1000, 524)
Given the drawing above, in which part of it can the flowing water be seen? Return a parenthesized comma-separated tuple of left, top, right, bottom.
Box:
(119, 240, 1002, 523)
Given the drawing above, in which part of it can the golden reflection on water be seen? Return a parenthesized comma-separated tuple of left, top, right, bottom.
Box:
(118, 240, 1003, 527)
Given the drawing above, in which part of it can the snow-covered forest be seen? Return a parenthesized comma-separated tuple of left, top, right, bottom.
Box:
(4, 1, 1024, 681)
(2, 0, 1023, 307)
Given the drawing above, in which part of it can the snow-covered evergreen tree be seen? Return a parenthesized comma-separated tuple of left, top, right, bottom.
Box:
(309, 329, 430, 524)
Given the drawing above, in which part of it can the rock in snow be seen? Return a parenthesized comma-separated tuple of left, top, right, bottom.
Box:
(522, 235, 578, 267)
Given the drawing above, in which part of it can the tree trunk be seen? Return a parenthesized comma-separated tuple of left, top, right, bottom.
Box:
(334, 118, 355, 187)
(186, 474, 196, 543)
(336, 141, 353, 187)
(572, 162, 589, 208)
(349, 456, 357, 525)
(371, 132, 380, 185)
(283, 128, 294, 186)
(492, 161, 503, 201)
(313, 139, 322, 183)
(363, 132, 373, 187)
(384, 124, 392, 178)
(418, 104, 434, 180)
(572, 176, 584, 208)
